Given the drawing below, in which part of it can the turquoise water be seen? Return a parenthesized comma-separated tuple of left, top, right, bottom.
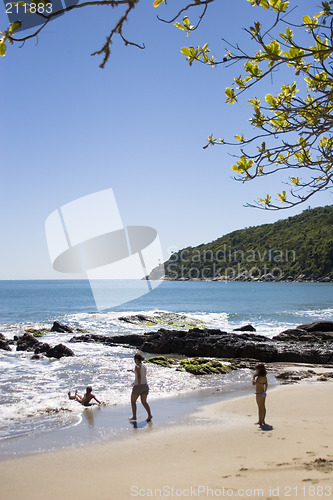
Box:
(0, 280, 331, 442)
(0, 279, 332, 326)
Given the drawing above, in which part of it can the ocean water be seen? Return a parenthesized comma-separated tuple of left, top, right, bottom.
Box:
(0, 280, 332, 443)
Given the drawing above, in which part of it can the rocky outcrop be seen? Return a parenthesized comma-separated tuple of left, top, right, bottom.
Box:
(16, 333, 40, 351)
(233, 324, 256, 332)
(119, 314, 152, 324)
(15, 333, 74, 359)
(70, 323, 333, 365)
(275, 370, 315, 384)
(145, 356, 177, 368)
(50, 321, 74, 333)
(0, 333, 11, 351)
(178, 358, 232, 375)
(45, 344, 74, 359)
(144, 355, 233, 375)
(118, 312, 204, 328)
(71, 333, 144, 347)
(273, 321, 333, 342)
(297, 321, 333, 333)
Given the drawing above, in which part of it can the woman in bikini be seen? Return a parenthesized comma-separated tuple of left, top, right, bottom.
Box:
(129, 353, 153, 422)
(252, 364, 268, 426)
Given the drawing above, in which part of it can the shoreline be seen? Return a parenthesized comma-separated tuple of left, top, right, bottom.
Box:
(1, 363, 333, 461)
(0, 381, 267, 460)
(1, 381, 333, 500)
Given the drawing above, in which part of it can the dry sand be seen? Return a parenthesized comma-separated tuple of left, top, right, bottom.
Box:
(1, 382, 333, 500)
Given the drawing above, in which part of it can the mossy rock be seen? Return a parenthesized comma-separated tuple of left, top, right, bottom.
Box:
(170, 321, 205, 329)
(145, 356, 177, 368)
(25, 328, 48, 338)
(179, 358, 232, 376)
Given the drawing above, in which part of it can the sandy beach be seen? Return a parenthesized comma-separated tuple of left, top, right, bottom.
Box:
(1, 382, 333, 500)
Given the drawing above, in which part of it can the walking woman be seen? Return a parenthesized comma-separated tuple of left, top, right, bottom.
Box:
(129, 353, 153, 422)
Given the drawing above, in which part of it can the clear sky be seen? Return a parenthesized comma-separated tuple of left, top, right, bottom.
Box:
(1, 0, 331, 279)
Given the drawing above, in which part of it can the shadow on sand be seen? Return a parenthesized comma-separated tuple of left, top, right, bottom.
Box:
(130, 420, 153, 430)
(260, 423, 274, 431)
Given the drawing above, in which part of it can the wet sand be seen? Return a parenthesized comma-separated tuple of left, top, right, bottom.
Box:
(1, 382, 333, 500)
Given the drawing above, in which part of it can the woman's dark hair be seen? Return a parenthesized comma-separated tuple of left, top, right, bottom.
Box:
(134, 353, 145, 362)
(255, 364, 267, 377)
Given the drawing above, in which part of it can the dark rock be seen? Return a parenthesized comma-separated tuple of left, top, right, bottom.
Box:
(276, 370, 313, 384)
(297, 321, 333, 333)
(70, 333, 144, 348)
(50, 321, 73, 333)
(15, 332, 74, 359)
(16, 333, 40, 352)
(233, 324, 256, 332)
(119, 314, 151, 324)
(0, 335, 11, 351)
(45, 344, 74, 359)
(274, 327, 333, 342)
(31, 354, 41, 360)
(70, 326, 333, 365)
(34, 342, 52, 355)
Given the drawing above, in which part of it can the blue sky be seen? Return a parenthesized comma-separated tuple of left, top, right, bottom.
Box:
(1, 0, 332, 279)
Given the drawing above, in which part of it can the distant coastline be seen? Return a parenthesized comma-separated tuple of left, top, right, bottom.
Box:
(149, 206, 333, 283)
(160, 274, 333, 283)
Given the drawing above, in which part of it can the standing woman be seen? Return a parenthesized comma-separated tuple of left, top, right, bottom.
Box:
(253, 364, 268, 426)
(129, 353, 153, 422)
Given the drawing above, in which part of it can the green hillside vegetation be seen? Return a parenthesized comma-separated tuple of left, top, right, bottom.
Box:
(161, 206, 333, 281)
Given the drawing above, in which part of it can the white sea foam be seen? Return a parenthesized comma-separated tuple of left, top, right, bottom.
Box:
(0, 304, 331, 440)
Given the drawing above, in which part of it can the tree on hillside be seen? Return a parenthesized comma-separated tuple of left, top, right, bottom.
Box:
(2, 0, 333, 210)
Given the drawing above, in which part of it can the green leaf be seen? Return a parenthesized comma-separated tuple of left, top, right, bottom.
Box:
(302, 15, 312, 25)
(180, 47, 192, 57)
(291, 177, 300, 186)
(278, 190, 287, 202)
(174, 23, 186, 31)
(10, 20, 21, 31)
(265, 94, 274, 105)
(0, 41, 6, 57)
(225, 87, 236, 104)
(234, 134, 245, 142)
(259, 0, 269, 9)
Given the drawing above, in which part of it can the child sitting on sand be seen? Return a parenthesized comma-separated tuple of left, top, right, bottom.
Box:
(252, 364, 268, 426)
(68, 386, 101, 406)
